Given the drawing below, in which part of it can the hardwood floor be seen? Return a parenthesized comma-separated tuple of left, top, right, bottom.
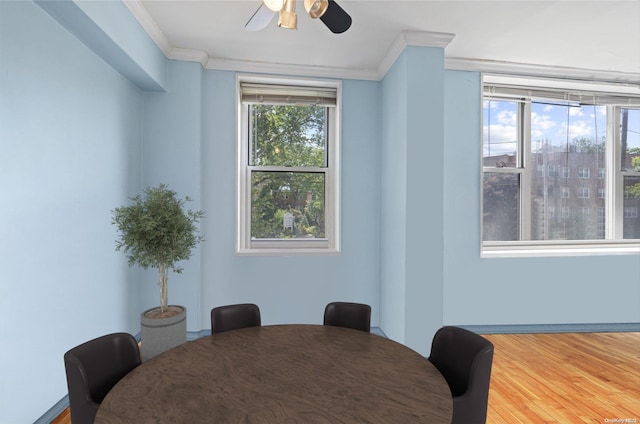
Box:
(485, 332, 640, 424)
(53, 332, 639, 424)
(50, 407, 70, 424)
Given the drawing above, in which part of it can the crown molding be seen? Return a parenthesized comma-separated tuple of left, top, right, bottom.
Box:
(376, 31, 456, 79)
(446, 57, 640, 86)
(403, 30, 456, 49)
(122, 0, 171, 56)
(205, 57, 379, 81)
(168, 48, 209, 68)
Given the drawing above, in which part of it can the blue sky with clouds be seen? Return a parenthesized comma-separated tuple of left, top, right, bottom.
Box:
(483, 101, 640, 158)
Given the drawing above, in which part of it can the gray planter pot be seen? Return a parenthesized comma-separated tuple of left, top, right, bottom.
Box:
(140, 305, 186, 360)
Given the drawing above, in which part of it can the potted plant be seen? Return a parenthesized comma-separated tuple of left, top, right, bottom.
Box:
(112, 184, 204, 359)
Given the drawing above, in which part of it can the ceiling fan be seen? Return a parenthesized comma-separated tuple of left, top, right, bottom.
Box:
(245, 0, 352, 34)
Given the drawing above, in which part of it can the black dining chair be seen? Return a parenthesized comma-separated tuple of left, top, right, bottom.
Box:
(428, 326, 494, 424)
(211, 303, 261, 334)
(64, 332, 142, 424)
(323, 301, 371, 332)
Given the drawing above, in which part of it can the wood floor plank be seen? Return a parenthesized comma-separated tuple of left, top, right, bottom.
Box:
(485, 332, 640, 424)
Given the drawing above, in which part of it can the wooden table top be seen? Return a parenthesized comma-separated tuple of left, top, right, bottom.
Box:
(96, 324, 453, 423)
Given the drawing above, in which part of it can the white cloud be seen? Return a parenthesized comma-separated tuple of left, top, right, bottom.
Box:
(531, 112, 557, 140)
(569, 107, 584, 117)
(483, 123, 518, 156)
(496, 109, 516, 125)
(556, 120, 593, 139)
(484, 124, 516, 143)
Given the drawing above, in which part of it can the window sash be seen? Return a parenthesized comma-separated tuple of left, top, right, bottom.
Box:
(247, 104, 329, 168)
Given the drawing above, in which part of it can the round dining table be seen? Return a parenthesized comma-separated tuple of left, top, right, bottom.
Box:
(95, 324, 453, 423)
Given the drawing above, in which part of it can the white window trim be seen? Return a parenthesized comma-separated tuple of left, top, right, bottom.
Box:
(482, 240, 640, 258)
(481, 74, 640, 258)
(235, 74, 341, 256)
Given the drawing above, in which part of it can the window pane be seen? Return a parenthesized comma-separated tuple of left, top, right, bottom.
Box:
(483, 100, 518, 168)
(621, 108, 640, 171)
(251, 171, 325, 239)
(249, 105, 326, 167)
(483, 173, 519, 241)
(529, 103, 606, 240)
(623, 176, 640, 239)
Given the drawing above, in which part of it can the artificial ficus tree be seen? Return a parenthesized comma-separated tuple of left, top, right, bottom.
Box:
(112, 184, 204, 314)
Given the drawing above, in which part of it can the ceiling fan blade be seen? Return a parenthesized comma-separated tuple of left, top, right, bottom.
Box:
(319, 0, 351, 34)
(245, 2, 277, 32)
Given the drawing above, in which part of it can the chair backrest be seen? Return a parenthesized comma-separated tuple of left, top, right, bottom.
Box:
(211, 303, 261, 334)
(428, 326, 494, 424)
(64, 332, 141, 424)
(323, 302, 371, 332)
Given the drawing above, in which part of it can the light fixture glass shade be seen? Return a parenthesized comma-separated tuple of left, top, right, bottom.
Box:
(304, 0, 328, 19)
(263, 0, 285, 12)
(278, 0, 297, 29)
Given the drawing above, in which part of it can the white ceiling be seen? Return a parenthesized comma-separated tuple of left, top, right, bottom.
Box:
(132, 0, 640, 81)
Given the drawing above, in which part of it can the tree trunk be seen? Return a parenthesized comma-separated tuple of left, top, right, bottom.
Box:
(158, 264, 169, 313)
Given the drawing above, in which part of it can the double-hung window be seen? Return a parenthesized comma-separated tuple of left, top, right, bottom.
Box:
(236, 75, 341, 255)
(482, 75, 640, 256)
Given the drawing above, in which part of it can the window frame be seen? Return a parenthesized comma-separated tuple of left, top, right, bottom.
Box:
(236, 74, 341, 256)
(481, 75, 640, 258)
(577, 187, 591, 199)
(624, 207, 638, 219)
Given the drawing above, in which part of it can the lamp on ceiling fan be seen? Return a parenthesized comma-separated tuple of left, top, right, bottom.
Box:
(245, 0, 351, 34)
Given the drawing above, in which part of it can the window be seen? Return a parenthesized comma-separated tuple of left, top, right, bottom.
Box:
(236, 75, 341, 255)
(577, 187, 590, 199)
(482, 75, 640, 256)
(578, 168, 591, 179)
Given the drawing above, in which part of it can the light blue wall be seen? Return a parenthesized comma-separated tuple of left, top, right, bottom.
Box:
(380, 52, 408, 343)
(404, 47, 445, 355)
(380, 46, 446, 355)
(443, 70, 640, 326)
(35, 0, 167, 91)
(0, 1, 143, 422)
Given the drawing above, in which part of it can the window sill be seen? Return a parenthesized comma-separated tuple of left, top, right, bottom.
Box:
(236, 248, 341, 257)
(482, 240, 640, 258)
(236, 238, 340, 256)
